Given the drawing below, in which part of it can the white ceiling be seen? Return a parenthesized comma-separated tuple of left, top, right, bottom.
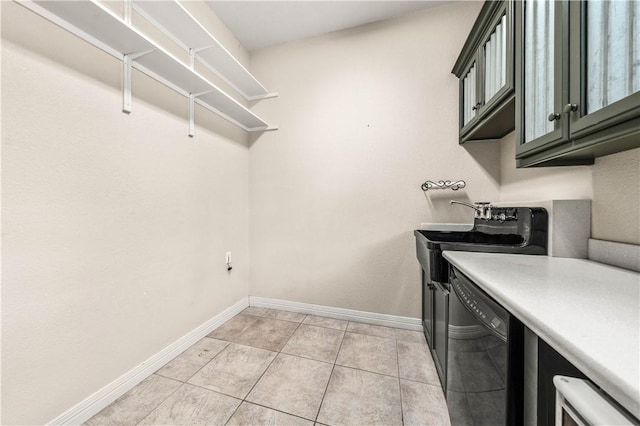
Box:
(207, 1, 448, 51)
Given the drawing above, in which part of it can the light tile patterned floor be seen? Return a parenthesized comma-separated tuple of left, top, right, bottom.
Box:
(86, 308, 450, 425)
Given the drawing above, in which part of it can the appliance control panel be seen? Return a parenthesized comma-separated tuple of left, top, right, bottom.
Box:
(450, 267, 508, 340)
(453, 279, 489, 320)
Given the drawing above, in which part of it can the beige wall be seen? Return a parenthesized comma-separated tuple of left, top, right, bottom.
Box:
(248, 2, 495, 319)
(499, 132, 593, 202)
(1, 2, 250, 424)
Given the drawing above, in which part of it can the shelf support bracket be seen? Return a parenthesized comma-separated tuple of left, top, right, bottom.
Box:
(248, 92, 280, 101)
(188, 94, 195, 137)
(247, 125, 279, 132)
(188, 46, 214, 70)
(187, 90, 215, 137)
(122, 49, 155, 114)
(189, 48, 196, 70)
(123, 54, 133, 113)
(123, 0, 132, 25)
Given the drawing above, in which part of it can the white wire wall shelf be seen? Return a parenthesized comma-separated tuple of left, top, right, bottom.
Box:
(131, 0, 277, 101)
(17, 0, 278, 135)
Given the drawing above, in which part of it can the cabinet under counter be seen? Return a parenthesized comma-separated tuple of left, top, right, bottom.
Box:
(441, 251, 640, 422)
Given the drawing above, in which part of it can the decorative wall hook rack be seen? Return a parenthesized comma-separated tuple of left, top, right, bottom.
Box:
(421, 180, 466, 191)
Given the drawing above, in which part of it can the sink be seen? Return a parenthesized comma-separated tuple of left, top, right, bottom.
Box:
(416, 206, 548, 250)
(414, 207, 548, 282)
(417, 230, 524, 245)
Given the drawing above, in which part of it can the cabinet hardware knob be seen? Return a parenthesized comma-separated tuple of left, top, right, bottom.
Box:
(563, 103, 578, 113)
(548, 112, 561, 122)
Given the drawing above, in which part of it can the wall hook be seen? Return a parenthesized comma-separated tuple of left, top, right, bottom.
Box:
(421, 180, 466, 191)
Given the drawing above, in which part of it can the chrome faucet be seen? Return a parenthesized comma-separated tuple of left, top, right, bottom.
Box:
(450, 200, 493, 220)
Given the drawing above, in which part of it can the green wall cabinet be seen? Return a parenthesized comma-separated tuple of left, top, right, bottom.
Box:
(453, 1, 515, 144)
(515, 0, 640, 167)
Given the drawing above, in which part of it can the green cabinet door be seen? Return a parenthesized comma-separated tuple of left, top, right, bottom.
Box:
(515, 0, 568, 160)
(566, 1, 640, 150)
(515, 0, 640, 167)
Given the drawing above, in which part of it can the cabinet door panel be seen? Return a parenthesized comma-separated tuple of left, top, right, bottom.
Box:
(484, 14, 508, 103)
(462, 61, 478, 127)
(586, 1, 640, 114)
(516, 0, 566, 159)
(568, 0, 640, 142)
(422, 273, 433, 348)
(523, 0, 555, 143)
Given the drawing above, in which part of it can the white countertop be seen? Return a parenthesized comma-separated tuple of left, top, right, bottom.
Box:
(442, 251, 640, 419)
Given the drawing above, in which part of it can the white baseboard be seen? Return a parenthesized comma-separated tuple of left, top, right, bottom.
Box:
(249, 296, 422, 331)
(48, 297, 249, 426)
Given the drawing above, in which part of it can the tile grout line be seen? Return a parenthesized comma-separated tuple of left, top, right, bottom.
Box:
(158, 339, 230, 384)
(396, 337, 405, 426)
(314, 326, 348, 425)
(223, 311, 307, 425)
(346, 330, 396, 340)
(279, 350, 342, 367)
(344, 320, 400, 341)
(220, 312, 308, 389)
(401, 376, 448, 389)
(133, 375, 184, 426)
(233, 400, 319, 424)
(302, 315, 350, 333)
(248, 307, 352, 333)
(333, 329, 403, 381)
(279, 322, 347, 366)
(136, 340, 234, 425)
(300, 320, 349, 333)
(221, 392, 243, 426)
(182, 380, 244, 402)
(235, 315, 306, 416)
(152, 310, 303, 425)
